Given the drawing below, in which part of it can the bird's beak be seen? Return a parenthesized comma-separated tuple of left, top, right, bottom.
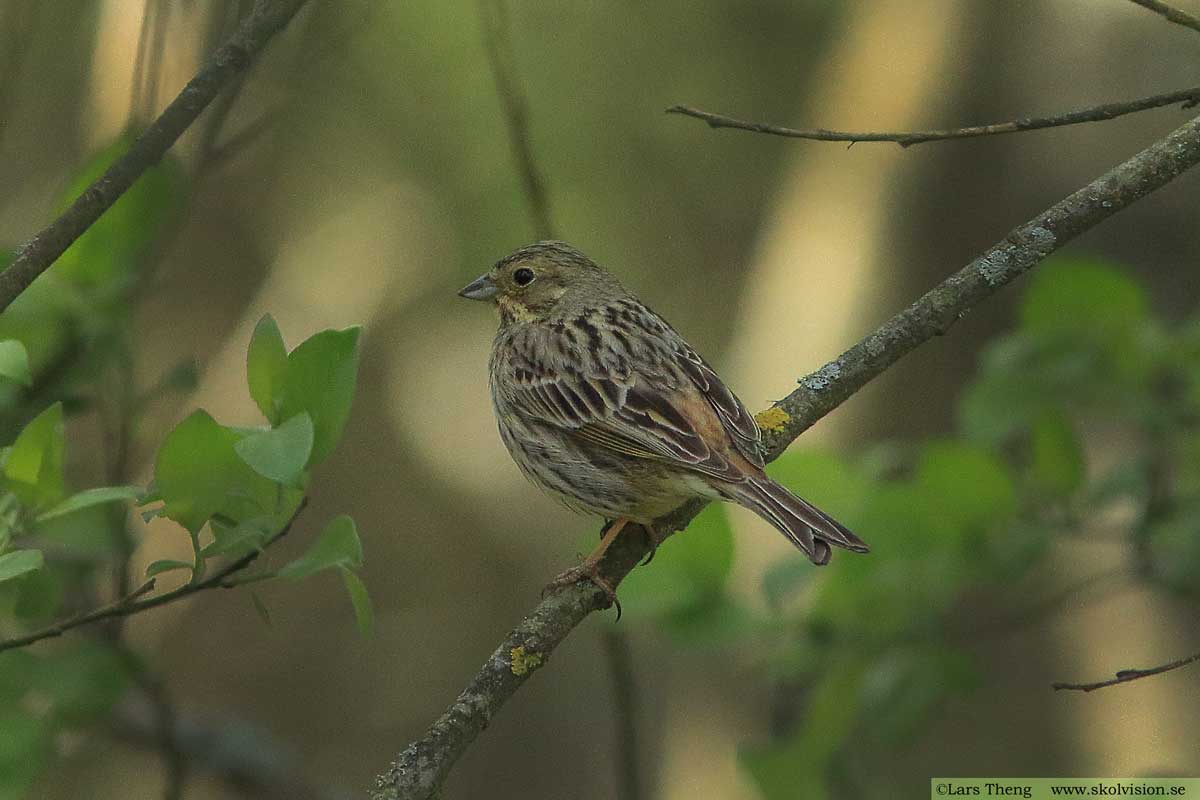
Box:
(458, 273, 498, 301)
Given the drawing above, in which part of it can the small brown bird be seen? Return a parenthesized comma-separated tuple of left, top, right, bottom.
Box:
(460, 241, 868, 596)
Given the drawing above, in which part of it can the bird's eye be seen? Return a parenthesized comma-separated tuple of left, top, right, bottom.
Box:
(513, 267, 535, 286)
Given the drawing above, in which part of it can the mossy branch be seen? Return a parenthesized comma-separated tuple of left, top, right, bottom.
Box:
(371, 109, 1200, 800)
(0, 0, 310, 313)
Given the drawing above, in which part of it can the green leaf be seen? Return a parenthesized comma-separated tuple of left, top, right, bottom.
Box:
(661, 594, 755, 645)
(14, 566, 62, 622)
(1020, 259, 1146, 341)
(741, 659, 866, 800)
(35, 485, 143, 523)
(1029, 411, 1084, 495)
(3, 403, 66, 511)
(0, 712, 48, 797)
(53, 134, 187, 289)
(154, 410, 276, 533)
(278, 515, 363, 579)
(202, 518, 272, 559)
(610, 505, 732, 623)
(340, 567, 374, 637)
(250, 591, 273, 627)
(159, 358, 200, 395)
(670, 504, 733, 594)
(145, 559, 194, 578)
(29, 642, 129, 721)
(0, 550, 43, 583)
(0, 651, 39, 705)
(0, 340, 31, 386)
(913, 441, 1016, 534)
(247, 315, 288, 424)
(277, 327, 361, 466)
(233, 413, 313, 487)
(860, 646, 979, 744)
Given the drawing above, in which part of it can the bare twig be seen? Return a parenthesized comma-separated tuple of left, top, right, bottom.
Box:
(371, 109, 1200, 800)
(602, 631, 644, 800)
(0, 0, 311, 314)
(478, 0, 555, 239)
(666, 86, 1200, 147)
(1126, 0, 1200, 35)
(201, 108, 281, 172)
(113, 695, 347, 800)
(0, 500, 307, 653)
(950, 568, 1134, 643)
(1052, 650, 1200, 692)
(113, 643, 188, 800)
(140, 0, 173, 125)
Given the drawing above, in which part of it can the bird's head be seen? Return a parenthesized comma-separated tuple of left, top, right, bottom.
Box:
(458, 241, 625, 324)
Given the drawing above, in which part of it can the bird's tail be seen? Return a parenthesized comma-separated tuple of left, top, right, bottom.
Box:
(724, 477, 869, 565)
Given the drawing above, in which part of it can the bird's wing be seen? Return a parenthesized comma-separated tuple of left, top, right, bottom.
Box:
(664, 335, 764, 468)
(505, 331, 758, 482)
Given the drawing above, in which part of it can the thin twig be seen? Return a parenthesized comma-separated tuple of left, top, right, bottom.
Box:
(665, 86, 1200, 147)
(478, 0, 555, 239)
(201, 108, 281, 172)
(0, 500, 307, 653)
(0, 0, 311, 314)
(128, 0, 155, 126)
(371, 109, 1200, 800)
(602, 631, 644, 800)
(1052, 650, 1200, 692)
(113, 696, 346, 800)
(113, 642, 188, 800)
(141, 0, 172, 124)
(949, 567, 1133, 643)
(1126, 0, 1200, 35)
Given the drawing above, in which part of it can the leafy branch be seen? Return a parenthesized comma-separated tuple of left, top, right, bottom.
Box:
(0, 317, 370, 654)
(0, 501, 304, 654)
(370, 104, 1200, 800)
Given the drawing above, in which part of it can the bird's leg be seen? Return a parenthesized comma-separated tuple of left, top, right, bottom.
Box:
(544, 517, 630, 607)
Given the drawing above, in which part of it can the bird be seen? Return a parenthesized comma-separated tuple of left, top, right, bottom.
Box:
(459, 241, 868, 600)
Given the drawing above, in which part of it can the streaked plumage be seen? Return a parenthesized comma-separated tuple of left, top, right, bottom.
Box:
(460, 241, 868, 570)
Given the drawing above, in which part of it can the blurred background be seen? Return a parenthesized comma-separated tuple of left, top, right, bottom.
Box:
(1, 1, 1199, 798)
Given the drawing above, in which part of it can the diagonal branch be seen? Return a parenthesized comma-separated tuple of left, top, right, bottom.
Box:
(666, 86, 1200, 147)
(1126, 0, 1200, 35)
(371, 110, 1200, 800)
(0, 500, 307, 654)
(0, 0, 310, 314)
(477, 0, 555, 240)
(1052, 649, 1200, 692)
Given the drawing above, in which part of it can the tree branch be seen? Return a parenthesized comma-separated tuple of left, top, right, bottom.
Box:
(665, 86, 1200, 147)
(0, 500, 307, 653)
(1126, 0, 1200, 35)
(1052, 650, 1200, 692)
(0, 0, 310, 314)
(602, 630, 644, 800)
(113, 693, 345, 800)
(477, 0, 555, 240)
(371, 109, 1200, 800)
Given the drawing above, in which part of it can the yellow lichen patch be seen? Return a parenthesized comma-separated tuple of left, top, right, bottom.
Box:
(510, 645, 543, 676)
(754, 406, 791, 433)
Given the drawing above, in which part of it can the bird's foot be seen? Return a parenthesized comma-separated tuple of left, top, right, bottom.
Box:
(639, 524, 665, 566)
(543, 561, 621, 618)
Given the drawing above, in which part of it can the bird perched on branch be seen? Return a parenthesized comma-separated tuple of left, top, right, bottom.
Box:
(459, 241, 868, 600)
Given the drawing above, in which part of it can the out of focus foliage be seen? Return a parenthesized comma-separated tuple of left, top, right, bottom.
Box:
(0, 138, 367, 800)
(616, 259, 1199, 800)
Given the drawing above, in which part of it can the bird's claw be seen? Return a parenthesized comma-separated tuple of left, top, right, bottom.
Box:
(542, 562, 621, 619)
